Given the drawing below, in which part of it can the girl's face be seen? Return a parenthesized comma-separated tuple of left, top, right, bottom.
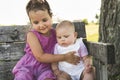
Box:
(56, 27, 77, 47)
(29, 10, 52, 36)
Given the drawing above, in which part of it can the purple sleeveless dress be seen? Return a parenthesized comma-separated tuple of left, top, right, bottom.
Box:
(12, 29, 57, 80)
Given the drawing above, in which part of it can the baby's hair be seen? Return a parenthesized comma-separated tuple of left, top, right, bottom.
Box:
(56, 20, 75, 32)
(26, 0, 52, 17)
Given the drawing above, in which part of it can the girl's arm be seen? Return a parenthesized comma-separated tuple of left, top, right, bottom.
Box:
(27, 32, 80, 64)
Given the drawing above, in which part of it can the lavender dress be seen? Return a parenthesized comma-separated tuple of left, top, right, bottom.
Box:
(12, 29, 57, 80)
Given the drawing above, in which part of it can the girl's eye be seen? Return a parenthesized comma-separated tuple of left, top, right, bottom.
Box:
(57, 36, 61, 39)
(33, 21, 39, 24)
(42, 19, 47, 22)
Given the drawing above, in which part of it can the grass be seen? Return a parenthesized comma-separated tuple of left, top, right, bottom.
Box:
(85, 23, 99, 42)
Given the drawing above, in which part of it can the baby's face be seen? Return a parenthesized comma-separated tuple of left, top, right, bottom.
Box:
(56, 27, 77, 47)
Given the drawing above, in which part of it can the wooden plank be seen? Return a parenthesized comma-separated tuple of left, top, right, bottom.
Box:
(102, 65, 108, 80)
(93, 58, 108, 80)
(74, 22, 86, 38)
(0, 25, 30, 42)
(0, 42, 25, 80)
(0, 61, 17, 80)
(0, 22, 86, 42)
(93, 58, 101, 80)
(52, 22, 86, 38)
(0, 42, 25, 60)
(86, 41, 115, 64)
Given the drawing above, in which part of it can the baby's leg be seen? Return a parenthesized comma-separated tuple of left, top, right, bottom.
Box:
(80, 66, 95, 80)
(57, 77, 70, 80)
(56, 71, 72, 80)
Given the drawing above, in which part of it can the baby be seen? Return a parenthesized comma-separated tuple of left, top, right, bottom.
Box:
(52, 20, 95, 80)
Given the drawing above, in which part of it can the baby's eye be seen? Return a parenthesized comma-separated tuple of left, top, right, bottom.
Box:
(64, 35, 69, 38)
(33, 21, 39, 24)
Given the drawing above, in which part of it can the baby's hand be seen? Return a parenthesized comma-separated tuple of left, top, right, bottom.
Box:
(64, 51, 80, 65)
(84, 56, 93, 73)
(85, 63, 93, 73)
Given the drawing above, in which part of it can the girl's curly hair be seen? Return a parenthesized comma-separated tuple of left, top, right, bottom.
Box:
(26, 0, 52, 17)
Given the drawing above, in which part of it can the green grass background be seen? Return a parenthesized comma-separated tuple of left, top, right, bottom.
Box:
(85, 23, 99, 42)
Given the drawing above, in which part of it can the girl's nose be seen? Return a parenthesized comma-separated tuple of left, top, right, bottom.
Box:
(39, 22, 44, 28)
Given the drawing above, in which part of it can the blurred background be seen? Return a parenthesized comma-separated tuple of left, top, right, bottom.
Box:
(0, 0, 101, 42)
(0, 0, 101, 25)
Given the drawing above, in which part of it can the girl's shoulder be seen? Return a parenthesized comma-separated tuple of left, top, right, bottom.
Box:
(26, 30, 38, 38)
(25, 30, 37, 38)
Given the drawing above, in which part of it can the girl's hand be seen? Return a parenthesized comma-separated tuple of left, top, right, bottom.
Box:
(64, 51, 80, 65)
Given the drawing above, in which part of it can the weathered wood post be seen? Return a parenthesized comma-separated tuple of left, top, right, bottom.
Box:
(86, 42, 115, 80)
(99, 0, 120, 79)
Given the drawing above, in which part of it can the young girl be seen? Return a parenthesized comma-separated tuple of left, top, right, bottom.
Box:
(12, 0, 80, 80)
(52, 20, 95, 80)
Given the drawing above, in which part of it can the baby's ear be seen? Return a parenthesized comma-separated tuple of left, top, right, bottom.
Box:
(74, 32, 78, 38)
